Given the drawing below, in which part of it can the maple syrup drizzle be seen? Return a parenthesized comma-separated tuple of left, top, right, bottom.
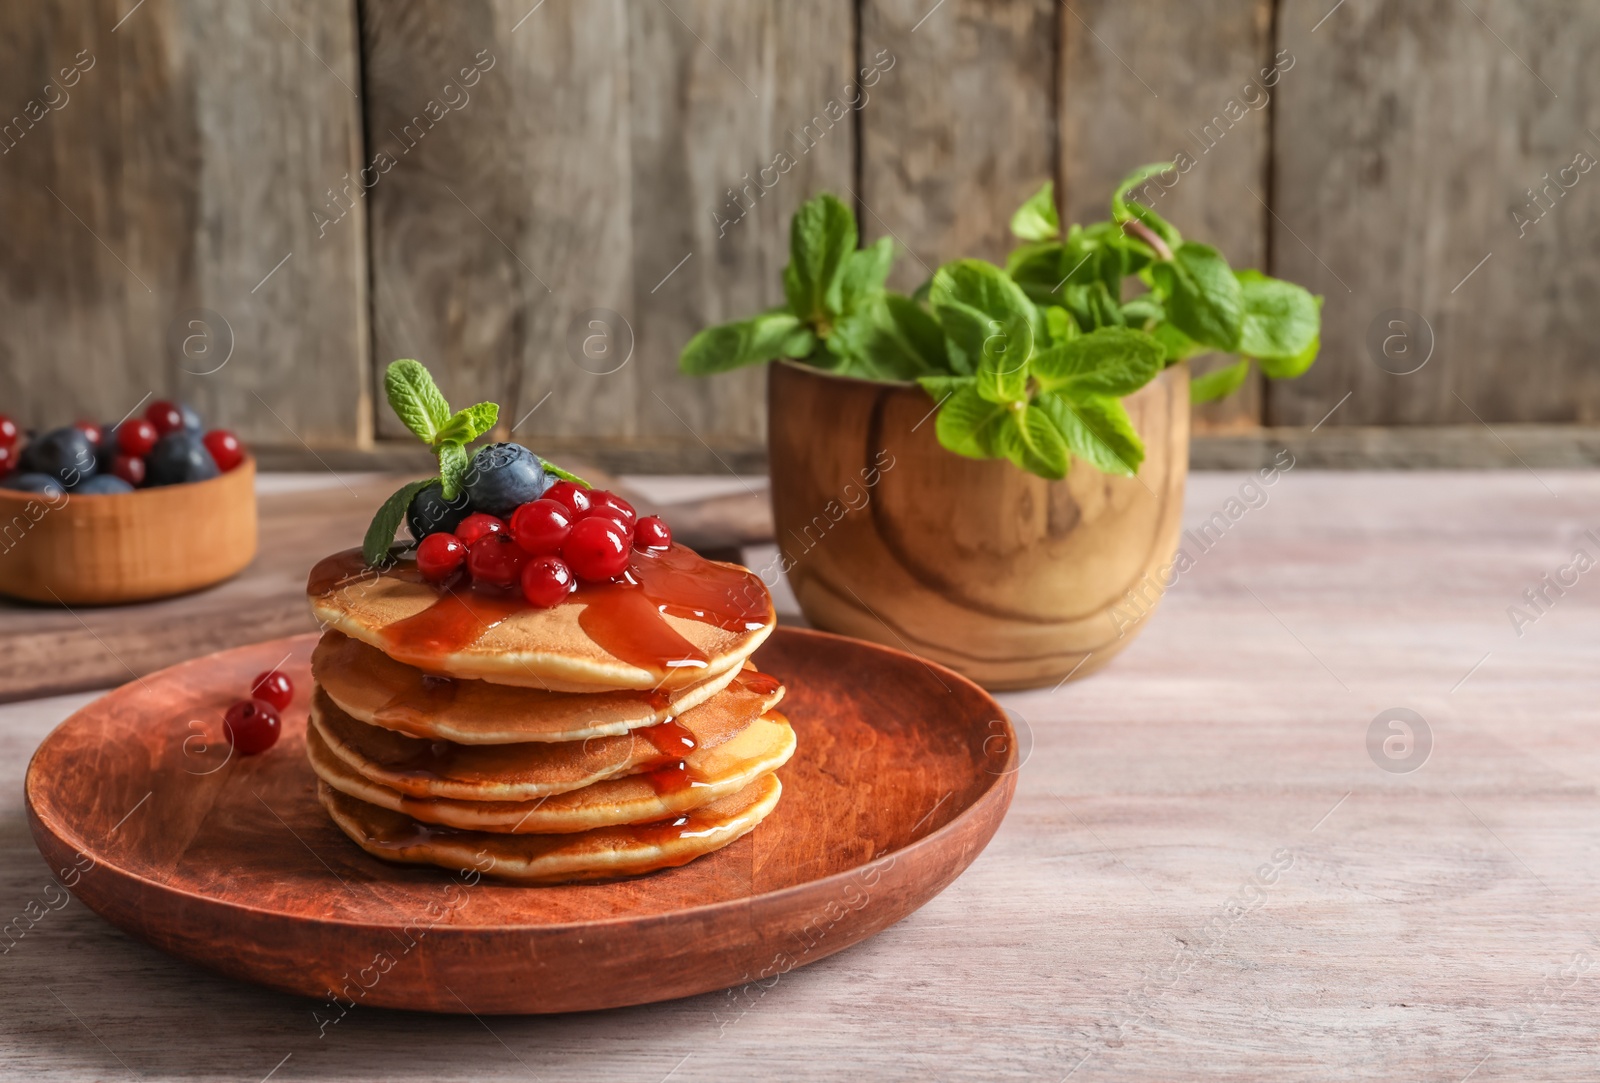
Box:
(732, 670, 781, 697)
(635, 717, 702, 795)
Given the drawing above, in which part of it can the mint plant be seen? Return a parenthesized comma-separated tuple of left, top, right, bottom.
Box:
(679, 165, 1322, 480)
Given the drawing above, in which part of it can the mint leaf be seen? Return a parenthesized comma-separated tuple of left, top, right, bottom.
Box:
(1190, 358, 1252, 403)
(929, 259, 1037, 381)
(1111, 162, 1183, 250)
(993, 403, 1069, 479)
(1236, 270, 1320, 361)
(918, 373, 971, 402)
(1120, 295, 1163, 327)
(837, 237, 895, 312)
(438, 441, 469, 500)
(1035, 392, 1145, 477)
(384, 359, 452, 444)
(934, 383, 1010, 459)
(1151, 243, 1243, 351)
(540, 459, 591, 488)
(679, 310, 805, 374)
(830, 293, 946, 380)
(784, 193, 857, 323)
(363, 478, 437, 566)
(1258, 333, 1320, 380)
(435, 402, 499, 447)
(1010, 181, 1059, 242)
(1042, 305, 1078, 345)
(1032, 327, 1164, 398)
(780, 326, 819, 359)
(1151, 320, 1204, 364)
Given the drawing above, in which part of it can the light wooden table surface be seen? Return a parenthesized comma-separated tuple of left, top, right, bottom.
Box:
(3, 470, 1597, 1081)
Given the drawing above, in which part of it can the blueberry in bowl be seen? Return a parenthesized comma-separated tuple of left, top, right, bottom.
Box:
(2, 472, 67, 498)
(464, 442, 550, 516)
(21, 426, 97, 488)
(74, 475, 136, 495)
(145, 431, 221, 486)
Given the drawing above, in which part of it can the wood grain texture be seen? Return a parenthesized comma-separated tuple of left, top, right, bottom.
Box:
(859, 0, 1059, 291)
(25, 627, 1015, 1013)
(1268, 0, 1600, 426)
(0, 0, 369, 446)
(3, 471, 1599, 1078)
(1060, 0, 1276, 433)
(767, 361, 1190, 690)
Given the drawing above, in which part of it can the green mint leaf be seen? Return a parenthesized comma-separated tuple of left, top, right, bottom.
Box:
(1258, 333, 1320, 380)
(993, 403, 1069, 479)
(1110, 163, 1183, 250)
(1035, 391, 1145, 477)
(434, 402, 499, 447)
(384, 359, 452, 444)
(930, 259, 1038, 382)
(1010, 181, 1060, 242)
(1236, 270, 1321, 362)
(539, 459, 591, 488)
(934, 383, 1011, 459)
(1120, 296, 1164, 328)
(363, 478, 437, 567)
(783, 193, 857, 322)
(828, 293, 947, 380)
(679, 310, 805, 375)
(1190, 358, 1253, 403)
(1151, 320, 1204, 364)
(1150, 243, 1243, 351)
(1042, 305, 1079, 345)
(1032, 326, 1164, 398)
(780, 326, 819, 359)
(437, 441, 470, 500)
(837, 237, 895, 312)
(918, 373, 972, 402)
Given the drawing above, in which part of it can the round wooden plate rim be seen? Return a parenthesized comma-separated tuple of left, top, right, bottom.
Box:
(26, 625, 1015, 936)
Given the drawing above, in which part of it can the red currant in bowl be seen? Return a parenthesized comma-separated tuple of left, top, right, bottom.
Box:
(111, 455, 145, 487)
(0, 445, 13, 479)
(562, 516, 631, 581)
(466, 533, 527, 588)
(203, 429, 244, 472)
(118, 419, 159, 457)
(455, 512, 506, 547)
(146, 400, 186, 435)
(73, 420, 104, 446)
(0, 415, 16, 448)
(521, 554, 575, 607)
(250, 669, 295, 711)
(544, 480, 592, 518)
(416, 532, 466, 582)
(634, 515, 672, 551)
(224, 698, 281, 755)
(510, 498, 572, 555)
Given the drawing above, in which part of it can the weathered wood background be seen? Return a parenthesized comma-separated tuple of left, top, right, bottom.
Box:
(0, 0, 1594, 468)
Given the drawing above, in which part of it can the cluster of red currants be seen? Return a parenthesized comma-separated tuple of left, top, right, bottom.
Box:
(223, 669, 294, 756)
(414, 481, 673, 608)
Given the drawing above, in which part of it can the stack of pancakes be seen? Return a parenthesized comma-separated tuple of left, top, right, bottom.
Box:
(304, 553, 789, 884)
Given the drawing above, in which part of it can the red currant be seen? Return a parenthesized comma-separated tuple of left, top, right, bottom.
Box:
(146, 400, 185, 435)
(118, 419, 159, 457)
(583, 489, 637, 529)
(466, 533, 527, 588)
(455, 512, 506, 547)
(250, 670, 295, 711)
(111, 455, 145, 487)
(0, 445, 13, 478)
(562, 516, 631, 581)
(521, 555, 575, 607)
(203, 429, 244, 472)
(544, 480, 592, 518)
(73, 420, 104, 446)
(510, 499, 572, 555)
(416, 532, 466, 581)
(224, 698, 281, 755)
(634, 515, 673, 551)
(0, 415, 16, 448)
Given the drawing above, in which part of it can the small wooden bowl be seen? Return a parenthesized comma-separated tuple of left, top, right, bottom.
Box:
(0, 457, 257, 605)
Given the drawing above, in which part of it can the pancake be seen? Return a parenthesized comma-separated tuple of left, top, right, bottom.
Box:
(310, 678, 784, 801)
(312, 631, 782, 744)
(319, 774, 782, 883)
(307, 546, 776, 692)
(307, 706, 795, 833)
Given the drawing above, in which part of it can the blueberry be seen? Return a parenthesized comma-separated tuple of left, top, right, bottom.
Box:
(22, 427, 97, 488)
(2, 472, 67, 499)
(74, 474, 135, 495)
(180, 403, 203, 432)
(463, 442, 549, 516)
(95, 423, 121, 470)
(406, 480, 472, 541)
(145, 431, 219, 486)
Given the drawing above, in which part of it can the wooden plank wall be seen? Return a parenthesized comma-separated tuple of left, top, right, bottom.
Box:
(1, 0, 1596, 468)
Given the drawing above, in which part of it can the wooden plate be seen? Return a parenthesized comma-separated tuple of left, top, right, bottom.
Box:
(25, 626, 1017, 1014)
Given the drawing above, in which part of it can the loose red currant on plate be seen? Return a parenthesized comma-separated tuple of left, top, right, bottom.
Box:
(521, 554, 575, 607)
(146, 399, 185, 435)
(562, 516, 631, 581)
(416, 532, 466, 582)
(544, 480, 592, 518)
(118, 418, 159, 457)
(73, 419, 104, 446)
(634, 515, 672, 551)
(510, 498, 572, 556)
(467, 533, 527, 588)
(583, 489, 637, 529)
(203, 429, 244, 471)
(455, 512, 506, 547)
(0, 415, 16, 448)
(224, 698, 281, 755)
(111, 454, 145, 487)
(249, 669, 295, 711)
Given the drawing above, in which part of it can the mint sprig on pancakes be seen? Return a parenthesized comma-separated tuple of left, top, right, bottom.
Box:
(362, 360, 588, 567)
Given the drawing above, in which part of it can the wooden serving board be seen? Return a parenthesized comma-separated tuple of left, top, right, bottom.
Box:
(24, 627, 1016, 1014)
